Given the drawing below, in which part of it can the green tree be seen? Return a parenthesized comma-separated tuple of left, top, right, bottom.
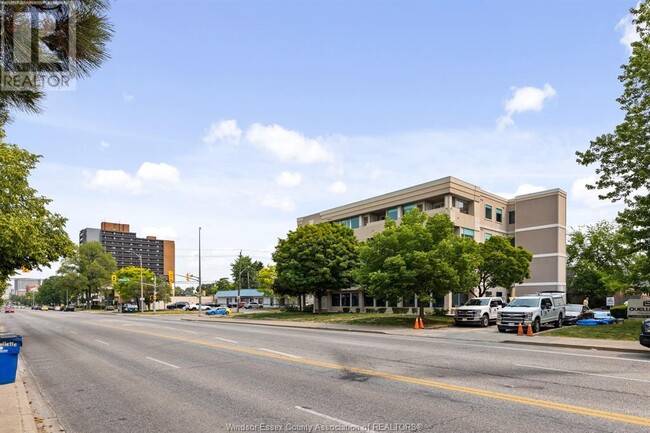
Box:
(257, 265, 277, 297)
(231, 253, 264, 290)
(0, 130, 76, 281)
(34, 276, 65, 306)
(475, 236, 532, 297)
(566, 221, 635, 306)
(207, 277, 233, 296)
(0, 0, 112, 114)
(356, 210, 480, 319)
(273, 223, 359, 313)
(575, 2, 650, 257)
(113, 266, 152, 306)
(59, 242, 116, 308)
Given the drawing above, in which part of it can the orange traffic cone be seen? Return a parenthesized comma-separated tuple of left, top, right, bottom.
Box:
(526, 324, 534, 336)
(414, 318, 419, 329)
(517, 323, 524, 336)
(419, 318, 425, 329)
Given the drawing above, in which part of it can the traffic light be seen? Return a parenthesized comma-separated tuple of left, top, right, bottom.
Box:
(186, 272, 190, 281)
(168, 270, 174, 283)
(111, 274, 117, 282)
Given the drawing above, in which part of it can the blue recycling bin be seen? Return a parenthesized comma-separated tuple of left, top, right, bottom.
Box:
(0, 333, 23, 385)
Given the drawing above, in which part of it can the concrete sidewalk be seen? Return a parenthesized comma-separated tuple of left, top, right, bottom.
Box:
(0, 322, 38, 433)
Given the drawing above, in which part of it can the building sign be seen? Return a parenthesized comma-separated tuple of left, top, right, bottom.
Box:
(627, 299, 650, 318)
(606, 297, 615, 307)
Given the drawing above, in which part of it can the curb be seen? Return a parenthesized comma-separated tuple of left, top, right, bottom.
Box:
(180, 318, 389, 334)
(502, 339, 649, 355)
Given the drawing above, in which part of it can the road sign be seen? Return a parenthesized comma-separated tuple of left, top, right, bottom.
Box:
(627, 299, 650, 318)
(118, 278, 130, 282)
(606, 297, 615, 307)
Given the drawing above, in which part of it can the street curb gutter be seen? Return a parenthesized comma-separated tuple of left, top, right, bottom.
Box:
(503, 339, 650, 355)
(180, 318, 388, 335)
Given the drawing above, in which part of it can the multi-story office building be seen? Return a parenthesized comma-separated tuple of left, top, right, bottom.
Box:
(298, 176, 566, 312)
(79, 222, 175, 280)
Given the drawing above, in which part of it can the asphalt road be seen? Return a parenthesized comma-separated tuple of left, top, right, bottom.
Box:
(3, 310, 650, 433)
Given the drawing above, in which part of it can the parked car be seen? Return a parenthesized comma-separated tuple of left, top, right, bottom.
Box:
(104, 305, 114, 311)
(32, 305, 41, 310)
(122, 303, 138, 313)
(577, 311, 616, 326)
(41, 306, 49, 311)
(563, 304, 591, 325)
(244, 302, 263, 309)
(166, 301, 189, 310)
(454, 297, 504, 327)
(64, 305, 75, 312)
(497, 294, 565, 333)
(205, 307, 230, 316)
(183, 303, 211, 311)
(54, 306, 62, 311)
(640, 319, 650, 348)
(4, 306, 15, 313)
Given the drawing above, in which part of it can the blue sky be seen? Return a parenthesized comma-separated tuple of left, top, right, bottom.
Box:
(6, 0, 639, 284)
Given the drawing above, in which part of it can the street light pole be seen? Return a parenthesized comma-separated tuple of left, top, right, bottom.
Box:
(129, 251, 144, 313)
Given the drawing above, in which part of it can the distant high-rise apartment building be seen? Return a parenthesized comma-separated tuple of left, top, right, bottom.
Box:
(298, 176, 566, 311)
(79, 222, 175, 280)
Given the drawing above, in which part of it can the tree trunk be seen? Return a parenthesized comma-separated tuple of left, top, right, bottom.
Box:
(419, 303, 425, 320)
(316, 294, 322, 314)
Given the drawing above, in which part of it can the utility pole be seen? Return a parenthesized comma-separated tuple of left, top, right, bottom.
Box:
(237, 250, 242, 313)
(153, 274, 157, 314)
(198, 227, 202, 318)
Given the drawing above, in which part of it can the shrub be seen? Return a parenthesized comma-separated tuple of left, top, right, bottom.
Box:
(376, 307, 386, 314)
(392, 307, 409, 314)
(342, 307, 350, 313)
(280, 305, 301, 312)
(610, 305, 627, 319)
(365, 308, 376, 313)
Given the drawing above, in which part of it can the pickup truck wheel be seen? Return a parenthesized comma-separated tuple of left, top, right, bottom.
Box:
(480, 314, 489, 327)
(555, 314, 563, 328)
(532, 318, 541, 333)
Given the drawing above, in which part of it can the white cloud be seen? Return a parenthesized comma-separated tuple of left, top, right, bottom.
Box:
(497, 83, 556, 131)
(203, 119, 242, 145)
(246, 123, 335, 164)
(100, 140, 110, 149)
(571, 176, 613, 209)
(86, 162, 180, 193)
(616, 6, 641, 55)
(136, 162, 180, 183)
(259, 195, 295, 212)
(88, 169, 140, 192)
(328, 181, 348, 194)
(514, 183, 546, 196)
(140, 226, 178, 240)
(123, 93, 135, 103)
(275, 171, 302, 188)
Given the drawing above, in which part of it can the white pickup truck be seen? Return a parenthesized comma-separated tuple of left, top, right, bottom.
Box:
(497, 294, 565, 333)
(454, 297, 505, 327)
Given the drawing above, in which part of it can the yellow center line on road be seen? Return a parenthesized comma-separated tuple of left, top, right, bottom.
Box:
(88, 321, 650, 428)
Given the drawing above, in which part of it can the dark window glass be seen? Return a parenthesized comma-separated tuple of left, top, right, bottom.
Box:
(496, 208, 503, 223)
(485, 205, 492, 220)
(331, 293, 341, 307)
(351, 293, 359, 307)
(508, 210, 516, 224)
(363, 294, 375, 307)
(341, 294, 351, 307)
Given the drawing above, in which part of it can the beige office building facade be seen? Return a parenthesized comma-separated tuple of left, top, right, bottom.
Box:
(298, 176, 566, 312)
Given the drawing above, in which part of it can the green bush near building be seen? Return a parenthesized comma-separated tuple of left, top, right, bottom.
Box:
(609, 305, 627, 319)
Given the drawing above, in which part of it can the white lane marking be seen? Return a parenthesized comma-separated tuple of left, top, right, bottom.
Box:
(259, 348, 303, 359)
(295, 406, 376, 432)
(177, 329, 198, 334)
(214, 337, 238, 344)
(95, 339, 109, 345)
(515, 364, 650, 383)
(146, 357, 180, 369)
(69, 331, 77, 335)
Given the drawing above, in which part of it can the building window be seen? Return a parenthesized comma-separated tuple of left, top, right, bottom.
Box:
(485, 205, 492, 220)
(341, 294, 351, 307)
(331, 293, 341, 307)
(351, 293, 359, 307)
(508, 210, 516, 224)
(455, 198, 469, 214)
(402, 204, 417, 214)
(363, 294, 375, 308)
(485, 233, 492, 240)
(386, 207, 399, 221)
(338, 217, 360, 229)
(461, 228, 475, 239)
(496, 208, 503, 223)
